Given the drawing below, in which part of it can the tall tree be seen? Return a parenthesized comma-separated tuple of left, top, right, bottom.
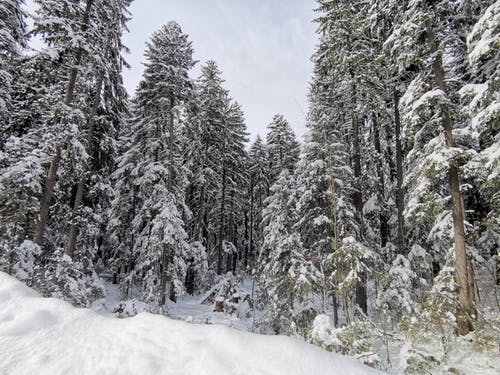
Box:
(266, 114, 300, 186)
(0, 0, 26, 144)
(108, 21, 195, 304)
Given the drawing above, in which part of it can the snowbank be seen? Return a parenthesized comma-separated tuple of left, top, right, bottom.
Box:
(0, 272, 382, 375)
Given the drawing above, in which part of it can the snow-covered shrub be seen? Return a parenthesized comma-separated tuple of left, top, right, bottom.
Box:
(375, 254, 418, 325)
(400, 263, 458, 374)
(330, 237, 373, 322)
(309, 314, 379, 368)
(113, 299, 152, 318)
(9, 240, 41, 283)
(471, 307, 500, 353)
(185, 241, 209, 294)
(35, 249, 105, 307)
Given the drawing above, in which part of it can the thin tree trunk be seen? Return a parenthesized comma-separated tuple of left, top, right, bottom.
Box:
(162, 96, 175, 303)
(372, 113, 389, 248)
(351, 72, 367, 314)
(217, 164, 227, 274)
(393, 90, 406, 255)
(425, 18, 476, 335)
(323, 128, 339, 324)
(33, 0, 94, 245)
(67, 74, 104, 256)
(167, 96, 175, 192)
(249, 180, 254, 262)
(244, 206, 249, 268)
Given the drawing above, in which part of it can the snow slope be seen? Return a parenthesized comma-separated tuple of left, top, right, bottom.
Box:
(0, 272, 382, 375)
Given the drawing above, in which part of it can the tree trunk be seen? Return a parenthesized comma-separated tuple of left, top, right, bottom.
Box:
(164, 96, 176, 302)
(244, 206, 249, 268)
(167, 96, 175, 192)
(33, 0, 94, 245)
(159, 247, 168, 305)
(372, 113, 389, 248)
(66, 74, 104, 256)
(249, 179, 254, 263)
(351, 73, 368, 314)
(393, 90, 406, 255)
(217, 165, 227, 274)
(425, 18, 476, 335)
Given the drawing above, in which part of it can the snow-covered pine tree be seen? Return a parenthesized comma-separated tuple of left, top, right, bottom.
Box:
(266, 114, 300, 186)
(315, 0, 381, 314)
(260, 170, 320, 334)
(246, 135, 269, 267)
(0, 0, 26, 143)
(294, 60, 367, 325)
(66, 0, 132, 258)
(460, 1, 499, 295)
(0, 0, 131, 303)
(218, 101, 249, 273)
(184, 61, 248, 276)
(108, 21, 194, 305)
(184, 61, 229, 267)
(387, 0, 485, 335)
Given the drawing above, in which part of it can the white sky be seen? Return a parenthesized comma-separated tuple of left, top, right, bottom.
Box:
(26, 0, 318, 139)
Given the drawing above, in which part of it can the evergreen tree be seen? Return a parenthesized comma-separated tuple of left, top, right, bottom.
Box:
(260, 170, 320, 334)
(185, 61, 248, 276)
(246, 135, 269, 266)
(0, 0, 26, 142)
(109, 21, 194, 305)
(266, 114, 300, 186)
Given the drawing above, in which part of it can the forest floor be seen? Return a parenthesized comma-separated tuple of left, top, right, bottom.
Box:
(93, 276, 263, 332)
(0, 272, 383, 375)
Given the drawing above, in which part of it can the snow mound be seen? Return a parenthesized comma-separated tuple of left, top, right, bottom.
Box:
(0, 272, 382, 375)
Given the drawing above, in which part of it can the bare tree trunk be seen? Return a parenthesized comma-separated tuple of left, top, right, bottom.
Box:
(33, 0, 94, 245)
(67, 74, 104, 256)
(162, 96, 176, 303)
(393, 90, 406, 255)
(249, 179, 254, 263)
(425, 18, 476, 335)
(167, 96, 175, 192)
(244, 205, 249, 268)
(372, 113, 389, 248)
(351, 73, 368, 314)
(217, 164, 227, 274)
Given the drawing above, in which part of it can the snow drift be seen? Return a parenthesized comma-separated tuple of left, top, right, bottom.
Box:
(0, 272, 382, 375)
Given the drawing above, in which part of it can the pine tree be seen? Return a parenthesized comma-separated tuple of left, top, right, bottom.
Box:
(108, 21, 194, 305)
(261, 170, 320, 334)
(185, 61, 248, 276)
(66, 0, 132, 257)
(0, 0, 26, 143)
(266, 114, 300, 186)
(246, 136, 269, 267)
(388, 0, 484, 334)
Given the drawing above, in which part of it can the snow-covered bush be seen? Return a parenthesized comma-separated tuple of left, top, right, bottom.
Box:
(9, 240, 41, 283)
(185, 241, 209, 294)
(400, 263, 458, 374)
(35, 249, 105, 307)
(113, 299, 152, 318)
(375, 254, 418, 325)
(309, 314, 379, 368)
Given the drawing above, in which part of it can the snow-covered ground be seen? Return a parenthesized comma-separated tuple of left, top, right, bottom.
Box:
(0, 272, 382, 375)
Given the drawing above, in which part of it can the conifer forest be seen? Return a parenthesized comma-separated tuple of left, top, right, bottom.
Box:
(0, 1, 499, 374)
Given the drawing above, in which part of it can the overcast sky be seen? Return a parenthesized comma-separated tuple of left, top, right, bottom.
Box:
(27, 0, 318, 140)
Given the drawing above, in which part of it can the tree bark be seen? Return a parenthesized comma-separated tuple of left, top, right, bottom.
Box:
(217, 164, 227, 274)
(163, 96, 176, 302)
(372, 113, 389, 248)
(350, 73, 367, 314)
(66, 74, 104, 256)
(393, 90, 406, 255)
(33, 0, 94, 245)
(425, 18, 476, 335)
